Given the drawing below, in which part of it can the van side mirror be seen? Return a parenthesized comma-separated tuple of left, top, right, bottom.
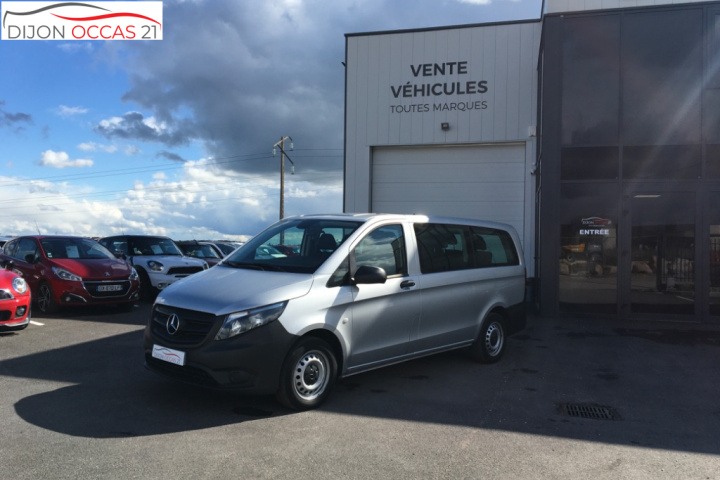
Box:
(352, 265, 387, 285)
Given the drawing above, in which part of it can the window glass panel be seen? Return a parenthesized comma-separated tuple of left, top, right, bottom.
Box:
(468, 227, 520, 267)
(561, 15, 620, 146)
(327, 257, 350, 288)
(623, 145, 701, 179)
(561, 147, 619, 180)
(3, 239, 18, 257)
(559, 184, 618, 314)
(704, 88, 720, 144)
(708, 144, 720, 178)
(15, 238, 38, 262)
(711, 193, 720, 316)
(631, 192, 695, 315)
(414, 223, 470, 273)
(708, 11, 720, 88)
(622, 10, 703, 145)
(353, 224, 406, 276)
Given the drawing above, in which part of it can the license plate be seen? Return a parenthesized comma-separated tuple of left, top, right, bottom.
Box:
(97, 284, 123, 292)
(152, 345, 185, 366)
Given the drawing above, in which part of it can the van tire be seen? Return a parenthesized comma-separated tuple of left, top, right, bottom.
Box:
(469, 312, 505, 364)
(276, 337, 337, 411)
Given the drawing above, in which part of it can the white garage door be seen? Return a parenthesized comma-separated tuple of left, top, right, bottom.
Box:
(371, 143, 526, 237)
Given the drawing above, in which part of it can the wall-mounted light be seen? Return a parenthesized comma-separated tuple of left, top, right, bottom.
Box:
(441, 122, 449, 131)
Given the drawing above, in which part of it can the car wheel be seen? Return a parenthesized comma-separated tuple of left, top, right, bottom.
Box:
(37, 282, 59, 314)
(276, 337, 337, 411)
(469, 312, 505, 364)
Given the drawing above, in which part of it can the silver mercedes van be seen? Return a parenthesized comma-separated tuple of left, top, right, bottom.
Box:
(144, 214, 526, 410)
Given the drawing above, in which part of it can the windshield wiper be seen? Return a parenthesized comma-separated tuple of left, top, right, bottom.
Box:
(222, 261, 288, 272)
(255, 263, 288, 272)
(223, 261, 266, 271)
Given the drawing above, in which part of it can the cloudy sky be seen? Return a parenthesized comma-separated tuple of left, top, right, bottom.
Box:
(0, 0, 541, 241)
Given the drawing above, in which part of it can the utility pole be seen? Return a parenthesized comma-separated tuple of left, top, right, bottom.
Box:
(272, 136, 294, 220)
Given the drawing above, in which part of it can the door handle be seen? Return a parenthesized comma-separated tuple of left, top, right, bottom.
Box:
(400, 280, 416, 288)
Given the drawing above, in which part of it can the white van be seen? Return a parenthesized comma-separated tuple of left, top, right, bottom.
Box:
(144, 214, 526, 410)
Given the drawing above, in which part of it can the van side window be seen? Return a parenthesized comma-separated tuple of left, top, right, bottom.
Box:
(353, 224, 406, 276)
(327, 256, 350, 287)
(414, 223, 472, 273)
(415, 223, 519, 272)
(469, 226, 520, 267)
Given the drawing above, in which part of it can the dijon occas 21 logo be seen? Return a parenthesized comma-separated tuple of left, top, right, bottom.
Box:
(1, 1, 162, 40)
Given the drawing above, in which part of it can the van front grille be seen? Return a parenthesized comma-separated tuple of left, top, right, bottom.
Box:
(150, 305, 219, 347)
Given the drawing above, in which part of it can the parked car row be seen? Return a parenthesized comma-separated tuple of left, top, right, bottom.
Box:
(0, 234, 244, 316)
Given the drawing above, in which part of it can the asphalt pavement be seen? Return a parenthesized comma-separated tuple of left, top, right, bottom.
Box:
(0, 303, 719, 479)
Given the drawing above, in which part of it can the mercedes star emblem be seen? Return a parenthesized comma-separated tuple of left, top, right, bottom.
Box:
(166, 313, 180, 336)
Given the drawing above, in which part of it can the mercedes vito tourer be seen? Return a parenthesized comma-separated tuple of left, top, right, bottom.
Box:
(144, 214, 526, 410)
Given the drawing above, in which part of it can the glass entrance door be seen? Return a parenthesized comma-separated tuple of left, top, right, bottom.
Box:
(626, 192, 696, 315)
(710, 193, 720, 317)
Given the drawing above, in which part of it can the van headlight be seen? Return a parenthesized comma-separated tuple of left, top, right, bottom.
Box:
(215, 301, 287, 340)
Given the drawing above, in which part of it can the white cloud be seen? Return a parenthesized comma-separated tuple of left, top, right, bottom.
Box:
(57, 42, 94, 54)
(124, 145, 141, 155)
(56, 105, 88, 117)
(78, 141, 118, 153)
(39, 150, 94, 169)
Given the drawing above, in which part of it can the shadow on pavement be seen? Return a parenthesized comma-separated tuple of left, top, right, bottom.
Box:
(3, 312, 720, 454)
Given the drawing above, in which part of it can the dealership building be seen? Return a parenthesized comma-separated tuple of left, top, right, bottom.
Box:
(343, 0, 720, 323)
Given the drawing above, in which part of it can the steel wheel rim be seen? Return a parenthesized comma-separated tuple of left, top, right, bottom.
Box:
(38, 285, 51, 312)
(484, 322, 504, 357)
(293, 350, 329, 401)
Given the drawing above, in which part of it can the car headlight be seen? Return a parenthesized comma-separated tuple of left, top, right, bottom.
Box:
(52, 266, 82, 282)
(12, 276, 28, 294)
(129, 267, 139, 281)
(147, 260, 164, 272)
(215, 301, 287, 341)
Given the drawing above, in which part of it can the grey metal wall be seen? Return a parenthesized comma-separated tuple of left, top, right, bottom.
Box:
(344, 21, 542, 270)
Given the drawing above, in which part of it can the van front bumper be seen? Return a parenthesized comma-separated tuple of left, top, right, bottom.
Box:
(143, 318, 298, 394)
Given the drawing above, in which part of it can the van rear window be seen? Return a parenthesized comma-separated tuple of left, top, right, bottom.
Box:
(414, 223, 519, 274)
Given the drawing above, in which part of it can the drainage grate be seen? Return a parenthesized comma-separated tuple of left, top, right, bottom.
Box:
(559, 403, 620, 420)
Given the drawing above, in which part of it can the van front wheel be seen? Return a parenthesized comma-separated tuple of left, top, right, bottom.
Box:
(276, 337, 337, 411)
(469, 312, 505, 364)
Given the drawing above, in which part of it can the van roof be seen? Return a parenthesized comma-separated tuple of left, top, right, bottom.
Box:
(283, 213, 517, 231)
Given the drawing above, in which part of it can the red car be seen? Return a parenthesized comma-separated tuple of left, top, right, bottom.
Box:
(0, 236, 140, 314)
(0, 267, 31, 331)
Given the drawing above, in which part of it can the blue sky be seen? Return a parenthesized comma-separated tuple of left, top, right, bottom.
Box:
(0, 0, 541, 240)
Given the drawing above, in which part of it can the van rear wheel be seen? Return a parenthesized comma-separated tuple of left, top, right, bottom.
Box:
(469, 312, 505, 363)
(276, 337, 337, 411)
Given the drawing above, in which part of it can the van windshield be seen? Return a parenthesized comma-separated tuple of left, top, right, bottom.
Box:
(223, 218, 362, 274)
